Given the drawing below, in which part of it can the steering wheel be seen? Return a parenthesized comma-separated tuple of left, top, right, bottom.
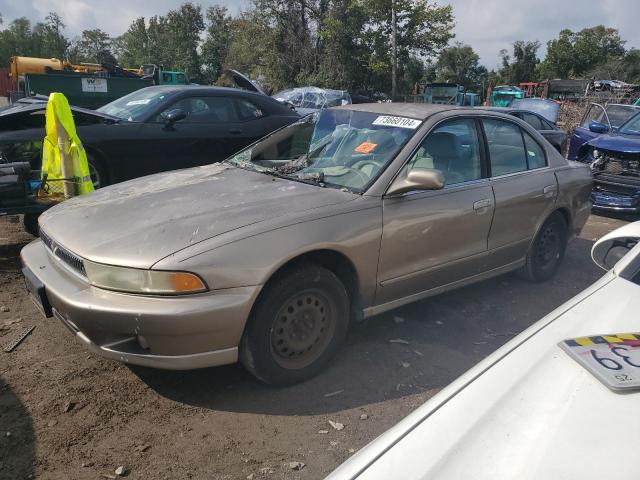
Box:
(350, 159, 381, 172)
(333, 166, 371, 186)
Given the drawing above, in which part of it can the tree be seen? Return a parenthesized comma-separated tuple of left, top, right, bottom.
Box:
(201, 6, 233, 84)
(38, 12, 68, 59)
(164, 2, 205, 80)
(540, 26, 626, 78)
(76, 29, 111, 62)
(116, 17, 149, 67)
(435, 42, 487, 90)
(497, 40, 540, 84)
(363, 0, 454, 96)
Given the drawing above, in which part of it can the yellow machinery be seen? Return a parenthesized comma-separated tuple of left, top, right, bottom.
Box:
(10, 56, 106, 82)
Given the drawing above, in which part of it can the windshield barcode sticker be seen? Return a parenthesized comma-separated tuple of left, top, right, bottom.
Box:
(372, 116, 422, 129)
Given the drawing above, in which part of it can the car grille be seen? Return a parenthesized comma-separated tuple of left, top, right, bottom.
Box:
(40, 230, 87, 278)
(596, 152, 640, 177)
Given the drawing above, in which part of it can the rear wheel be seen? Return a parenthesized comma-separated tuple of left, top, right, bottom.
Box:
(517, 212, 568, 282)
(240, 265, 349, 385)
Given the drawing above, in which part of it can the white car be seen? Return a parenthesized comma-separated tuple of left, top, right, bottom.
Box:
(328, 221, 640, 480)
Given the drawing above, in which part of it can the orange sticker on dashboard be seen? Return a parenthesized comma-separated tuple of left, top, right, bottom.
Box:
(355, 142, 378, 154)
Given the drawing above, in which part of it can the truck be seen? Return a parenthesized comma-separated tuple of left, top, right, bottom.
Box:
(9, 56, 190, 109)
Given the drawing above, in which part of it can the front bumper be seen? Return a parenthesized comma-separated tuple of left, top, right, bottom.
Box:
(21, 240, 261, 370)
(591, 191, 640, 214)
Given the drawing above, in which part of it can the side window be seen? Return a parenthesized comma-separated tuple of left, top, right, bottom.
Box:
(157, 96, 239, 123)
(581, 105, 606, 128)
(540, 118, 555, 130)
(483, 118, 528, 176)
(523, 131, 547, 169)
(236, 99, 264, 121)
(521, 112, 543, 130)
(407, 118, 482, 186)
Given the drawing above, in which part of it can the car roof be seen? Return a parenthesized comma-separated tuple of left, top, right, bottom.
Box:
(136, 85, 269, 97)
(335, 102, 476, 120)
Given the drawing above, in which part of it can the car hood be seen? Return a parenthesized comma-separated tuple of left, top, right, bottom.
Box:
(587, 134, 640, 154)
(328, 270, 640, 480)
(39, 163, 357, 269)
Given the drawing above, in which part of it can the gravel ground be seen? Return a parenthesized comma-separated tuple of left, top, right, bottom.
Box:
(0, 212, 632, 480)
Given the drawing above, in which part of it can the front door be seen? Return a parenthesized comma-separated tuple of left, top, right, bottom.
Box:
(376, 118, 495, 305)
(148, 95, 250, 172)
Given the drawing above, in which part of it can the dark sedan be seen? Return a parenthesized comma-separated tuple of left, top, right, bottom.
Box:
(0, 86, 300, 188)
(480, 106, 567, 154)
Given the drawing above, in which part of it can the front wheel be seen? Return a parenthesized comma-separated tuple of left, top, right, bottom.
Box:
(87, 154, 108, 189)
(517, 212, 568, 282)
(240, 265, 350, 386)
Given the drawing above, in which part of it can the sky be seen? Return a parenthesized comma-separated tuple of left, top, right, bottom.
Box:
(1, 0, 639, 68)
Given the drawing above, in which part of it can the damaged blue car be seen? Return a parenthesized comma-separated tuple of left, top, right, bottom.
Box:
(576, 111, 640, 214)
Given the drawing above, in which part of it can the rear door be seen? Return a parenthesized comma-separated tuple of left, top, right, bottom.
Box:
(376, 118, 495, 305)
(482, 118, 557, 268)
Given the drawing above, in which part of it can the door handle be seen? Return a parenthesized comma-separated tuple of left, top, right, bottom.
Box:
(543, 185, 557, 197)
(473, 198, 491, 211)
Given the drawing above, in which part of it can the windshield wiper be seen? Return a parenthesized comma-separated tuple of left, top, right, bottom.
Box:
(261, 168, 326, 187)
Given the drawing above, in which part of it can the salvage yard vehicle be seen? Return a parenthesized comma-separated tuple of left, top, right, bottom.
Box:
(327, 221, 640, 480)
(1, 85, 300, 188)
(481, 100, 567, 154)
(567, 102, 640, 160)
(21, 104, 592, 385)
(575, 111, 640, 213)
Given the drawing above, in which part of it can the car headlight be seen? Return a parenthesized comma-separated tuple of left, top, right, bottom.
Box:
(84, 261, 207, 295)
(592, 149, 601, 159)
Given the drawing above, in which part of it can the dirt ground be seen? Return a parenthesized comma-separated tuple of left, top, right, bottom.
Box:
(0, 212, 632, 480)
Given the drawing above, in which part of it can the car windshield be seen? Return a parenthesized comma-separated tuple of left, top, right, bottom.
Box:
(272, 88, 351, 109)
(606, 105, 640, 127)
(617, 112, 640, 135)
(226, 109, 420, 192)
(96, 88, 174, 122)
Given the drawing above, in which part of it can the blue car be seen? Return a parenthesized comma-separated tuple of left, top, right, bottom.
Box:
(567, 103, 640, 160)
(575, 111, 640, 214)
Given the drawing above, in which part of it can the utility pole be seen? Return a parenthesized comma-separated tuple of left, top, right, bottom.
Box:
(391, 0, 397, 99)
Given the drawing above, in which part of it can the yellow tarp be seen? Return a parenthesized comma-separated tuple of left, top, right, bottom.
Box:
(41, 92, 94, 195)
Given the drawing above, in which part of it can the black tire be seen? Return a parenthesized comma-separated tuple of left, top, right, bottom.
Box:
(240, 264, 350, 386)
(23, 213, 40, 237)
(517, 212, 568, 282)
(87, 153, 108, 189)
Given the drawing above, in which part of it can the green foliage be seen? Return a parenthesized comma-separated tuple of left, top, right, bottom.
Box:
(435, 42, 487, 90)
(74, 29, 111, 63)
(540, 26, 626, 79)
(2, 5, 639, 98)
(497, 40, 540, 84)
(201, 6, 233, 84)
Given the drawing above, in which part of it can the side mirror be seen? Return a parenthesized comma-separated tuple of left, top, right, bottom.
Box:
(164, 108, 187, 128)
(588, 121, 609, 134)
(386, 168, 445, 196)
(592, 223, 640, 270)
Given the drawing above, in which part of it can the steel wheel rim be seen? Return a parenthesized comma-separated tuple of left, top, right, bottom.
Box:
(88, 162, 101, 189)
(534, 223, 560, 271)
(270, 289, 336, 369)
